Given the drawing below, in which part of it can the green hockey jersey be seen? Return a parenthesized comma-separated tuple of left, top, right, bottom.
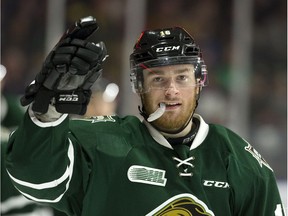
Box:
(1, 139, 54, 215)
(5, 109, 285, 216)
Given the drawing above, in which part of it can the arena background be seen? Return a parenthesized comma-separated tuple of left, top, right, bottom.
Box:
(1, 0, 286, 208)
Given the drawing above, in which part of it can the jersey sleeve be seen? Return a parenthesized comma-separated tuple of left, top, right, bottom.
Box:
(227, 138, 286, 216)
(5, 108, 86, 215)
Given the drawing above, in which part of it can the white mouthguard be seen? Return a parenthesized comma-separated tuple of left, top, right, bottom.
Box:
(147, 103, 166, 122)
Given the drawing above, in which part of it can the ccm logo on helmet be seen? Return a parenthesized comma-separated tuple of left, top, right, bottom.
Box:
(156, 45, 180, 52)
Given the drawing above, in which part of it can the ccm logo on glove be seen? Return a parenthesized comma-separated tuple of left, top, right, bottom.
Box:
(58, 94, 79, 102)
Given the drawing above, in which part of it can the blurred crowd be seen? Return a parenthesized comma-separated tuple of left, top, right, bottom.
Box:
(1, 0, 286, 214)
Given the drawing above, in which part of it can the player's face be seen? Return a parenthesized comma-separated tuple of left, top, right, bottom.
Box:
(141, 64, 200, 133)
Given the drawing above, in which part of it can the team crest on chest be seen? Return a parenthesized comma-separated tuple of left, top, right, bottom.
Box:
(146, 193, 215, 216)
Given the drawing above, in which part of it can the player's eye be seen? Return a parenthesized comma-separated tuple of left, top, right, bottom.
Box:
(153, 77, 164, 83)
(177, 75, 189, 82)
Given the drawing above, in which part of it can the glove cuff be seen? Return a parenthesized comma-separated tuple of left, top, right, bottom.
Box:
(34, 104, 63, 122)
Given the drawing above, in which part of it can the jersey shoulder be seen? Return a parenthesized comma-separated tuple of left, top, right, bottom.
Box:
(207, 124, 274, 175)
(70, 115, 143, 131)
(69, 115, 147, 147)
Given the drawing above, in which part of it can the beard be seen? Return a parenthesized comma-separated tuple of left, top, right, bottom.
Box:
(141, 93, 197, 134)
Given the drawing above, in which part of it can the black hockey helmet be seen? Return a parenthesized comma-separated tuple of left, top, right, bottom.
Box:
(130, 27, 208, 93)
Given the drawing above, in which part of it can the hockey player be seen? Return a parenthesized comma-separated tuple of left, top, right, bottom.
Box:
(5, 16, 285, 216)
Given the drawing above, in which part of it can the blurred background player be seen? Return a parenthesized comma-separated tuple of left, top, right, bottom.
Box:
(1, 64, 26, 132)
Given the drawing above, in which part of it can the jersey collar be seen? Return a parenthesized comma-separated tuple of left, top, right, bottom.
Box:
(143, 114, 209, 150)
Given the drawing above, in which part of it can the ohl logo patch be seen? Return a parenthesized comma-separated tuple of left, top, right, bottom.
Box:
(146, 193, 215, 216)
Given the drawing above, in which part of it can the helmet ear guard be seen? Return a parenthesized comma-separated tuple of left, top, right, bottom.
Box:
(130, 70, 141, 93)
(195, 59, 208, 87)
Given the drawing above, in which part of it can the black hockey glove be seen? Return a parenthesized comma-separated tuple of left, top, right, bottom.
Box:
(21, 16, 108, 115)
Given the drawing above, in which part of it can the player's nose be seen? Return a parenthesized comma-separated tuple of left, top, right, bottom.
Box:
(164, 80, 179, 96)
